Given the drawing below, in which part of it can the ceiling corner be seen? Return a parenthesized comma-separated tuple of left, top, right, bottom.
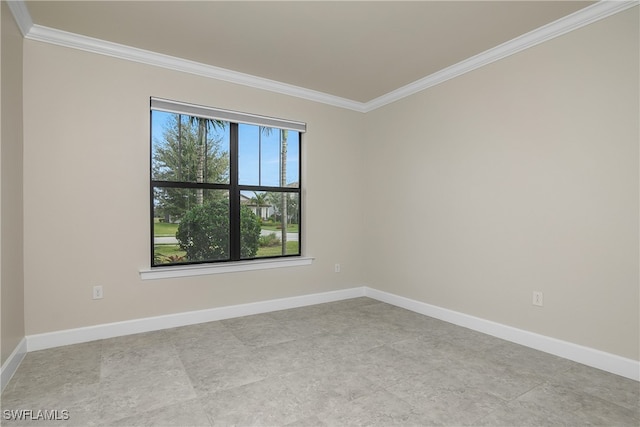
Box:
(6, 0, 32, 37)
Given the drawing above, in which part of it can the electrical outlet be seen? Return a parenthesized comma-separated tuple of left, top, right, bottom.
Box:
(334, 263, 341, 273)
(532, 291, 543, 307)
(93, 285, 103, 300)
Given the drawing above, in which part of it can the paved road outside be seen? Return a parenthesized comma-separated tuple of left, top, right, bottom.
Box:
(154, 229, 298, 245)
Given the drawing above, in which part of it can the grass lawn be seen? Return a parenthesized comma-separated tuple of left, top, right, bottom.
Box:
(261, 223, 299, 233)
(153, 241, 299, 264)
(154, 244, 186, 261)
(256, 241, 299, 257)
(154, 222, 179, 237)
(154, 222, 298, 236)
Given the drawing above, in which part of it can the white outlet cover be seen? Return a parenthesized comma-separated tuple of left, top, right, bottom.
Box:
(532, 291, 543, 306)
(93, 286, 103, 300)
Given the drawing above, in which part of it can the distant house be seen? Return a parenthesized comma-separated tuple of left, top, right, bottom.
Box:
(240, 194, 273, 220)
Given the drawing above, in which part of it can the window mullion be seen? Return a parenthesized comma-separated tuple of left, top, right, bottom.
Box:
(229, 123, 240, 260)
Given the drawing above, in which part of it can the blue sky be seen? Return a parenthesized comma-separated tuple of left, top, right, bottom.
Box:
(151, 111, 300, 187)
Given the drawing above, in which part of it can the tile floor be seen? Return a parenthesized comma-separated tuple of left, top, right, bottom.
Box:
(1, 297, 639, 426)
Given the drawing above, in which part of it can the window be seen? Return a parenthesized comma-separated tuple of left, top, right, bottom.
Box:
(150, 98, 305, 267)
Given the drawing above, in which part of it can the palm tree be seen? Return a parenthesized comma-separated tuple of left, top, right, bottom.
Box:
(258, 127, 288, 254)
(250, 191, 268, 219)
(279, 129, 288, 254)
(189, 117, 225, 205)
(152, 114, 229, 220)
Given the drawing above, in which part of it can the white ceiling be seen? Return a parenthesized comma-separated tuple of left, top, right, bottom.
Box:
(22, 0, 598, 105)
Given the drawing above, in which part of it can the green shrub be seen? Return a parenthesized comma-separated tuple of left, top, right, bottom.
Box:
(176, 200, 260, 261)
(240, 204, 261, 258)
(259, 232, 281, 247)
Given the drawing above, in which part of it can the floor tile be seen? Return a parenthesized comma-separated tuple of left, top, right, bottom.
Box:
(316, 388, 431, 426)
(570, 397, 640, 426)
(268, 311, 354, 338)
(315, 297, 380, 311)
(167, 321, 248, 365)
(451, 356, 544, 401)
(284, 415, 326, 426)
(548, 363, 640, 415)
(222, 314, 302, 348)
(265, 299, 367, 322)
(1, 383, 103, 427)
(516, 382, 640, 425)
(109, 398, 211, 426)
(99, 363, 196, 423)
(251, 335, 342, 377)
(182, 349, 269, 396)
(385, 370, 506, 426)
(101, 338, 181, 381)
(199, 376, 309, 426)
(474, 399, 584, 426)
(5, 341, 102, 398)
(339, 345, 431, 388)
(279, 362, 381, 412)
(354, 302, 452, 335)
(478, 380, 640, 427)
(267, 305, 330, 321)
(477, 339, 575, 382)
(2, 298, 638, 427)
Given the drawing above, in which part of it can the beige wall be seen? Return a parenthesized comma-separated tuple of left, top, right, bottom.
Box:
(1, 1, 25, 366)
(17, 6, 639, 363)
(363, 8, 639, 360)
(22, 40, 366, 335)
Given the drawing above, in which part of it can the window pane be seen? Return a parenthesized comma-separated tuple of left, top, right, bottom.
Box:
(241, 191, 299, 258)
(238, 124, 257, 186)
(153, 188, 229, 265)
(284, 131, 300, 189)
(239, 124, 299, 188)
(239, 191, 262, 259)
(151, 110, 230, 184)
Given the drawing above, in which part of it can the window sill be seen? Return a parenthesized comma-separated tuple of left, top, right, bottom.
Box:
(139, 257, 314, 280)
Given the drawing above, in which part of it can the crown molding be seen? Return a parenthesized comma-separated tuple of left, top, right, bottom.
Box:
(8, 0, 639, 113)
(363, 0, 639, 112)
(24, 24, 367, 112)
(5, 0, 32, 37)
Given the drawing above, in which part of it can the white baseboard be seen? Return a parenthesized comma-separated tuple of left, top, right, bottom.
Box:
(364, 287, 639, 381)
(1, 337, 27, 393)
(26, 287, 366, 352)
(21, 285, 638, 382)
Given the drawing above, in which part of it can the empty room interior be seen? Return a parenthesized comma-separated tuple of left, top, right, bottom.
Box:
(1, 1, 639, 426)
